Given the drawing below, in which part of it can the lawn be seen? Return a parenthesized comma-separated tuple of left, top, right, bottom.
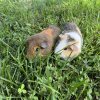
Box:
(0, 0, 100, 99)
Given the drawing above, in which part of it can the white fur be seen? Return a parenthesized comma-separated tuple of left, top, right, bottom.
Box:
(55, 40, 67, 53)
(54, 31, 82, 54)
(66, 32, 83, 48)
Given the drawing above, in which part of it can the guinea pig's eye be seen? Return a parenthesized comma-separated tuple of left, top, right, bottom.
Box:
(35, 48, 40, 52)
(64, 47, 67, 50)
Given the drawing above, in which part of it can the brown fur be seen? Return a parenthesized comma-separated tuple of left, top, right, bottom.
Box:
(26, 25, 61, 59)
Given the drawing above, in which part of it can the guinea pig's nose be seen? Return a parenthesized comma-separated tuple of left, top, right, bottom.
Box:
(60, 57, 64, 60)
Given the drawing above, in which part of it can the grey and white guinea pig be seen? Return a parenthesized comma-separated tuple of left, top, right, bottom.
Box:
(54, 22, 83, 60)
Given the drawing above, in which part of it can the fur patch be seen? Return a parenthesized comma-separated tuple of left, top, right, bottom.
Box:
(55, 31, 82, 54)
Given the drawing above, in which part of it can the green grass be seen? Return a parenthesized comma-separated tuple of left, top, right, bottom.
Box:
(0, 0, 100, 99)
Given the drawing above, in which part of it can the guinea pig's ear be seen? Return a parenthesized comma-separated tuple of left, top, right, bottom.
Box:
(70, 45, 78, 51)
(59, 34, 70, 40)
(40, 41, 48, 49)
(59, 34, 65, 39)
(59, 34, 63, 38)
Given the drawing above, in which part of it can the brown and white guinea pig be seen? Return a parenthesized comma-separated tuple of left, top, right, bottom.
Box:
(26, 25, 61, 59)
(54, 22, 83, 60)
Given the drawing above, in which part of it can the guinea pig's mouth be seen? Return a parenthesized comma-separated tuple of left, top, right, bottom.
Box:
(55, 52, 66, 61)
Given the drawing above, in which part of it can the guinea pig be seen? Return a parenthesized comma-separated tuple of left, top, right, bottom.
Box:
(54, 22, 83, 60)
(26, 25, 61, 59)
